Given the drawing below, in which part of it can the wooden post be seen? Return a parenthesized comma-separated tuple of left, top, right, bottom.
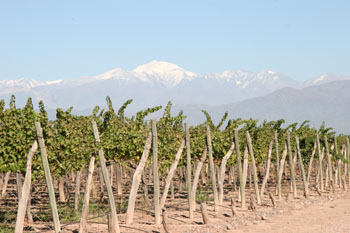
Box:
(277, 143, 288, 200)
(151, 119, 161, 225)
(316, 133, 324, 192)
(35, 122, 61, 233)
(125, 132, 152, 225)
(218, 142, 235, 205)
(324, 136, 333, 187)
(306, 141, 317, 184)
(191, 146, 208, 211)
(162, 208, 171, 233)
(234, 128, 245, 208)
(230, 198, 238, 216)
(260, 140, 273, 198)
(74, 170, 82, 211)
(246, 131, 260, 205)
(142, 169, 149, 206)
(185, 123, 194, 219)
(15, 141, 37, 233)
(59, 176, 66, 202)
(116, 163, 123, 195)
(249, 195, 257, 211)
(274, 131, 280, 195)
(16, 173, 23, 201)
(1, 171, 10, 197)
(91, 121, 120, 233)
(269, 192, 277, 207)
(108, 214, 117, 233)
(200, 203, 210, 225)
(160, 140, 185, 209)
(286, 131, 297, 198)
(206, 126, 219, 213)
(79, 157, 96, 233)
(242, 147, 249, 191)
(295, 136, 309, 197)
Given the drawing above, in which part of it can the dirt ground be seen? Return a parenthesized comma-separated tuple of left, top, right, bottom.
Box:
(32, 188, 350, 233)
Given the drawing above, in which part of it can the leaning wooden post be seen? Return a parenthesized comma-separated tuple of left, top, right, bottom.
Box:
(206, 126, 219, 213)
(15, 141, 38, 233)
(316, 133, 324, 192)
(274, 131, 280, 195)
(295, 136, 308, 197)
(162, 208, 171, 233)
(246, 131, 260, 204)
(286, 131, 297, 198)
(191, 146, 208, 211)
(234, 129, 245, 208)
(306, 141, 317, 184)
(125, 132, 152, 225)
(218, 142, 235, 205)
(277, 143, 288, 200)
(1, 171, 10, 197)
(324, 136, 333, 186)
(79, 155, 96, 233)
(200, 203, 210, 225)
(160, 140, 185, 209)
(260, 140, 273, 198)
(151, 119, 161, 225)
(92, 121, 120, 233)
(35, 122, 61, 233)
(185, 123, 194, 219)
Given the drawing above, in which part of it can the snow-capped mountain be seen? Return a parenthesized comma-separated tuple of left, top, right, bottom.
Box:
(0, 60, 344, 116)
(0, 78, 62, 91)
(304, 73, 350, 87)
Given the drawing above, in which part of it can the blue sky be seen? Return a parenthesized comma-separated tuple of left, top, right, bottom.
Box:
(0, 0, 349, 82)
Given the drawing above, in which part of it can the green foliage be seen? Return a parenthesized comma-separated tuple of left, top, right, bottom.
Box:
(0, 95, 348, 180)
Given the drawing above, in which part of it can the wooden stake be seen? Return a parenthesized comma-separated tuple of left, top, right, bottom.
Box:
(274, 131, 280, 195)
(286, 131, 297, 198)
(108, 214, 117, 233)
(15, 141, 37, 233)
(1, 171, 10, 197)
(200, 203, 210, 224)
(230, 198, 238, 217)
(79, 155, 96, 233)
(234, 128, 245, 208)
(35, 122, 61, 233)
(126, 132, 152, 225)
(277, 143, 288, 200)
(324, 136, 333, 187)
(162, 208, 171, 233)
(160, 140, 185, 209)
(151, 119, 161, 225)
(185, 123, 194, 220)
(260, 140, 273, 198)
(191, 146, 208, 211)
(92, 121, 120, 233)
(306, 141, 317, 184)
(295, 136, 308, 197)
(218, 142, 235, 205)
(206, 126, 219, 213)
(245, 131, 261, 205)
(269, 192, 277, 208)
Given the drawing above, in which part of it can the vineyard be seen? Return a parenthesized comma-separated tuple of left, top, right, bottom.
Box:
(0, 95, 349, 233)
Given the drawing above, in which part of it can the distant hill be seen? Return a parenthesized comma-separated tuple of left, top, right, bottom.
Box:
(172, 80, 350, 133)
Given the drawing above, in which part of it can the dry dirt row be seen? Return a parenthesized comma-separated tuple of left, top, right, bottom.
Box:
(33, 189, 350, 233)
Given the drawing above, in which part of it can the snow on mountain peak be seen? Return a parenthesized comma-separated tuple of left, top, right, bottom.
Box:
(0, 78, 45, 89)
(304, 73, 350, 86)
(133, 61, 197, 86)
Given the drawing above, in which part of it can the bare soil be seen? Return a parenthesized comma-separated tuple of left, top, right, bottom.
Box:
(31, 189, 350, 233)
